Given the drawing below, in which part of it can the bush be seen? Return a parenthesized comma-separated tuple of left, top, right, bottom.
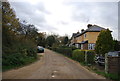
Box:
(86, 50, 95, 64)
(2, 39, 37, 71)
(51, 46, 73, 57)
(56, 47, 72, 57)
(72, 50, 95, 64)
(2, 53, 36, 71)
(72, 50, 85, 62)
(69, 46, 78, 51)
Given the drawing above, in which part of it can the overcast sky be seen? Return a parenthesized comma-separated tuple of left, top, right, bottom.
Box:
(9, 0, 118, 40)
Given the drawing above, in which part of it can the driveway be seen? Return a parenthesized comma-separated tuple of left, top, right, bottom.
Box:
(3, 49, 105, 79)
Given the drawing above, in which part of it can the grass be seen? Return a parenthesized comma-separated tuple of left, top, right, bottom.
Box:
(95, 71, 120, 81)
(80, 63, 120, 81)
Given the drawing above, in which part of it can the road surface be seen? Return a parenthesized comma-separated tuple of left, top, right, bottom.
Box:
(3, 49, 105, 79)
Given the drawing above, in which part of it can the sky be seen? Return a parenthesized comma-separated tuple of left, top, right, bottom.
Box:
(9, 0, 119, 40)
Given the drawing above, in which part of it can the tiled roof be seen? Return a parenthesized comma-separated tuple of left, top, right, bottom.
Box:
(86, 25, 105, 32)
(72, 32, 80, 38)
(75, 25, 106, 37)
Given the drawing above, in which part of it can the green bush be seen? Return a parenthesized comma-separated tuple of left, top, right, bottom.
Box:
(86, 50, 95, 64)
(72, 50, 85, 62)
(2, 53, 36, 71)
(69, 46, 77, 51)
(72, 50, 95, 64)
(56, 47, 72, 57)
(52, 46, 72, 57)
(2, 39, 37, 71)
(58, 46, 77, 51)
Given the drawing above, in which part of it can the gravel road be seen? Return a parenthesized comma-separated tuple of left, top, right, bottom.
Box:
(3, 49, 106, 79)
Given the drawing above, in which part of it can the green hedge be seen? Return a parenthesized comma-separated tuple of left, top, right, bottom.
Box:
(72, 50, 85, 62)
(52, 46, 95, 64)
(86, 50, 95, 64)
(51, 46, 73, 57)
(72, 49, 95, 64)
(56, 47, 72, 57)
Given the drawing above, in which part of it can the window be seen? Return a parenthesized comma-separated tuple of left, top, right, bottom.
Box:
(81, 44, 83, 49)
(88, 44, 95, 50)
(84, 34, 86, 38)
(75, 44, 79, 48)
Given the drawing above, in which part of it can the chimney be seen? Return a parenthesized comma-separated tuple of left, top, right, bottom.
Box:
(77, 30, 79, 34)
(81, 29, 84, 33)
(87, 24, 92, 28)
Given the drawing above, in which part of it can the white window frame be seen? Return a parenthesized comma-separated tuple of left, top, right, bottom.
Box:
(81, 44, 83, 49)
(88, 44, 95, 50)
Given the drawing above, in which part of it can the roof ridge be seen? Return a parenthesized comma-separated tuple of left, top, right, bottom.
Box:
(72, 24, 106, 38)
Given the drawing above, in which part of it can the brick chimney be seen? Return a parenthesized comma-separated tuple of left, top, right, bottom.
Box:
(87, 24, 92, 28)
(81, 29, 84, 33)
(77, 30, 79, 34)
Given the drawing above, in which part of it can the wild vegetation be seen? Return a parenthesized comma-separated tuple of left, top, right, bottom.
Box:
(2, 1, 70, 71)
(2, 2, 41, 71)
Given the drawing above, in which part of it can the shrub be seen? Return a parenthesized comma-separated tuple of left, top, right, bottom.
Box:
(51, 44, 58, 51)
(27, 47, 37, 58)
(72, 50, 85, 62)
(56, 47, 72, 57)
(2, 39, 37, 71)
(86, 50, 95, 64)
(69, 46, 78, 51)
(52, 46, 73, 57)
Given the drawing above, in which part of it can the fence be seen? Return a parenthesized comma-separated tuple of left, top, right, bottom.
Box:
(105, 53, 120, 74)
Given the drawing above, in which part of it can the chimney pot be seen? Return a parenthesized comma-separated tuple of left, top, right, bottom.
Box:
(81, 29, 84, 33)
(87, 24, 92, 28)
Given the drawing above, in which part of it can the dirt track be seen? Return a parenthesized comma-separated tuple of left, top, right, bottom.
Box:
(3, 49, 106, 79)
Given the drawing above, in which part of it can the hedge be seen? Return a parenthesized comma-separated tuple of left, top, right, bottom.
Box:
(72, 50, 85, 62)
(72, 49, 95, 64)
(51, 46, 73, 57)
(86, 50, 95, 64)
(56, 47, 72, 57)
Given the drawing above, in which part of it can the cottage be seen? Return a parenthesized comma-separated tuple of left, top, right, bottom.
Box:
(69, 24, 106, 50)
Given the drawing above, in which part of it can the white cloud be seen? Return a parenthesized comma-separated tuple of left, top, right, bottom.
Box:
(9, 0, 118, 40)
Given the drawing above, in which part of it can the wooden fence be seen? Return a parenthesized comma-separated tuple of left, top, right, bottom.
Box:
(105, 54, 120, 74)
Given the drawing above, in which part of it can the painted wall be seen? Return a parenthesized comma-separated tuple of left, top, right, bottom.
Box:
(71, 32, 100, 44)
(85, 32, 100, 43)
(76, 34, 84, 43)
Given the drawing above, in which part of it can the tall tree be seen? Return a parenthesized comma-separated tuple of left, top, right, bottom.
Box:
(46, 35, 56, 47)
(2, 2, 20, 46)
(113, 40, 120, 51)
(37, 32, 46, 47)
(63, 36, 69, 45)
(2, 2, 38, 70)
(95, 29, 114, 56)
